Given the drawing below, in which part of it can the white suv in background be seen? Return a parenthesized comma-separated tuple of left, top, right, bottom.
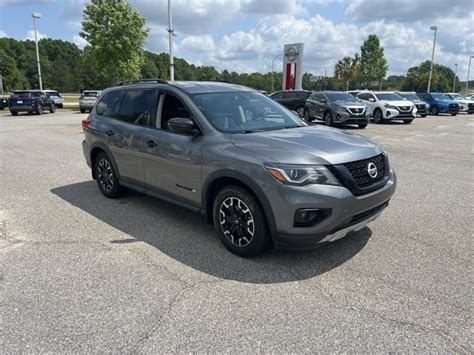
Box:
(357, 91, 417, 124)
(444, 93, 474, 114)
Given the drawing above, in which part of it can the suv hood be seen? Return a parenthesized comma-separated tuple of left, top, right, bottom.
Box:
(230, 125, 383, 165)
(334, 101, 366, 109)
(381, 100, 414, 107)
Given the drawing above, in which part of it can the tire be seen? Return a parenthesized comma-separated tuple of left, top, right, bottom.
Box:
(358, 122, 368, 128)
(212, 186, 270, 257)
(296, 106, 305, 118)
(324, 111, 333, 126)
(58, 104, 63, 108)
(421, 114, 427, 118)
(11, 111, 18, 116)
(36, 104, 43, 115)
(303, 109, 312, 122)
(80, 108, 86, 113)
(431, 106, 439, 115)
(94, 152, 122, 198)
(50, 104, 56, 114)
(373, 108, 383, 123)
(403, 119, 413, 124)
(451, 113, 457, 116)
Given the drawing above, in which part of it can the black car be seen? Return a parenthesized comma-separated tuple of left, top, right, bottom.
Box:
(396, 92, 429, 117)
(9, 90, 56, 116)
(0, 97, 9, 110)
(269, 90, 312, 116)
(305, 91, 369, 128)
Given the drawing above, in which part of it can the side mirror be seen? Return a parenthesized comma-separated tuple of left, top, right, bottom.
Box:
(167, 117, 198, 135)
(320, 98, 327, 104)
(368, 98, 375, 102)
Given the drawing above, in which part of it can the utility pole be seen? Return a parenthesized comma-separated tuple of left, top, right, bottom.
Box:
(0, 60, 3, 94)
(323, 70, 327, 90)
(452, 63, 457, 92)
(32, 12, 43, 90)
(427, 25, 437, 93)
(466, 56, 474, 95)
(167, 0, 176, 81)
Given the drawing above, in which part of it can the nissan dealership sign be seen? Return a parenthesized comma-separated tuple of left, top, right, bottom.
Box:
(283, 43, 304, 90)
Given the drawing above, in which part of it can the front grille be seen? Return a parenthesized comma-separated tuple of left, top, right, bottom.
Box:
(448, 103, 459, 112)
(343, 154, 385, 187)
(397, 106, 411, 111)
(416, 104, 426, 111)
(468, 103, 474, 110)
(349, 108, 364, 114)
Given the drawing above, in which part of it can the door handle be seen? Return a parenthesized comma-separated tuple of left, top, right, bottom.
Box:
(106, 130, 114, 136)
(146, 140, 157, 148)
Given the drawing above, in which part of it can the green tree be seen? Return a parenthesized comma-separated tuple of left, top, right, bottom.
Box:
(358, 35, 388, 88)
(0, 48, 29, 91)
(403, 61, 454, 92)
(80, 0, 149, 84)
(335, 54, 359, 91)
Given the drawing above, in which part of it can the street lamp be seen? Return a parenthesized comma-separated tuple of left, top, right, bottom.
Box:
(32, 12, 43, 90)
(167, 0, 177, 81)
(427, 25, 437, 93)
(466, 55, 474, 95)
(452, 63, 457, 92)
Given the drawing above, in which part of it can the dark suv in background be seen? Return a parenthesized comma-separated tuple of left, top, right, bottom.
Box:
(9, 90, 56, 116)
(269, 90, 312, 117)
(304, 91, 369, 128)
(82, 79, 396, 257)
(396, 92, 429, 117)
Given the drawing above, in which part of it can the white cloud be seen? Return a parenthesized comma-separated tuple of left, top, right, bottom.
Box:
(180, 35, 215, 53)
(24, 29, 47, 41)
(241, 0, 308, 16)
(72, 34, 88, 49)
(0, 30, 7, 37)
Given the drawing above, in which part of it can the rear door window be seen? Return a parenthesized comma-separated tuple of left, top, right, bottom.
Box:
(116, 89, 156, 126)
(96, 90, 124, 118)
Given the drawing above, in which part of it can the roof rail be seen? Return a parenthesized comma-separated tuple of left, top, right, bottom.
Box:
(116, 78, 168, 86)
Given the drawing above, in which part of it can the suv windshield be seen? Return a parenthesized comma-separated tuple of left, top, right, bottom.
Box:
(375, 93, 403, 101)
(431, 93, 450, 100)
(326, 92, 359, 103)
(398, 93, 419, 101)
(192, 91, 305, 133)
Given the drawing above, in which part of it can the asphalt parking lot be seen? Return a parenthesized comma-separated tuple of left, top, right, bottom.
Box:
(0, 110, 472, 352)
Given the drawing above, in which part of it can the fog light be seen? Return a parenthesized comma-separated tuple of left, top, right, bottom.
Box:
(294, 208, 331, 227)
(386, 111, 391, 117)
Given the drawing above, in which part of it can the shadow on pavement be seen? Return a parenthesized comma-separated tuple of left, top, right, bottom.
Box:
(51, 181, 372, 284)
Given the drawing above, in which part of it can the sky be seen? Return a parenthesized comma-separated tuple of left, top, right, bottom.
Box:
(0, 0, 473, 80)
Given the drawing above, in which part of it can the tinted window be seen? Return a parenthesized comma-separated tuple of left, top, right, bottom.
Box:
(326, 92, 358, 102)
(270, 92, 283, 99)
(283, 92, 297, 99)
(116, 89, 155, 126)
(375, 93, 403, 101)
(398, 93, 419, 101)
(96, 90, 124, 117)
(83, 91, 100, 97)
(358, 93, 368, 100)
(431, 93, 451, 100)
(309, 93, 318, 100)
(297, 91, 310, 99)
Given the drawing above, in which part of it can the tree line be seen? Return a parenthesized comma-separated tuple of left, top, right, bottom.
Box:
(0, 0, 464, 94)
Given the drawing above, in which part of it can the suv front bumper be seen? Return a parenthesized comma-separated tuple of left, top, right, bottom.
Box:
(266, 169, 396, 250)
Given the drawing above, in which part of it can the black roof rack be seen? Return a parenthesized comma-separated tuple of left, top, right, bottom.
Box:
(116, 78, 168, 86)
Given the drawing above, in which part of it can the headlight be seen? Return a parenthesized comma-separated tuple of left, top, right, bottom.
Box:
(264, 164, 340, 186)
(384, 103, 397, 110)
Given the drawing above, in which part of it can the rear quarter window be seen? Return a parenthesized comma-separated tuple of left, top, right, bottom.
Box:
(96, 90, 124, 117)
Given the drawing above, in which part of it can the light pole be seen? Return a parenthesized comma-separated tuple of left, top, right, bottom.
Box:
(466, 55, 474, 95)
(32, 12, 43, 90)
(167, 0, 176, 81)
(452, 63, 457, 93)
(427, 25, 437, 93)
(270, 53, 283, 93)
(0, 60, 3, 94)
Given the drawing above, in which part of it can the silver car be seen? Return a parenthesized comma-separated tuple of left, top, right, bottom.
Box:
(79, 90, 101, 113)
(82, 80, 396, 257)
(43, 90, 64, 108)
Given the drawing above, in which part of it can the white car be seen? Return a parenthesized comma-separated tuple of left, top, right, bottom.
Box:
(43, 90, 64, 108)
(444, 93, 474, 114)
(357, 91, 417, 124)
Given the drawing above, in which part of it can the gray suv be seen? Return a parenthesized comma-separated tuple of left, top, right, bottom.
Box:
(82, 80, 396, 257)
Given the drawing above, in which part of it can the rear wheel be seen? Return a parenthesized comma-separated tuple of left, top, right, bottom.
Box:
(451, 113, 457, 116)
(94, 152, 122, 198)
(403, 119, 413, 124)
(324, 111, 333, 126)
(303, 109, 312, 122)
(373, 108, 383, 123)
(36, 104, 43, 115)
(50, 104, 56, 113)
(421, 114, 427, 118)
(213, 186, 270, 257)
(80, 108, 86, 113)
(358, 122, 368, 128)
(11, 111, 18, 116)
(431, 106, 439, 115)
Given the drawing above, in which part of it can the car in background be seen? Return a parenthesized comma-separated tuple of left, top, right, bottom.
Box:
(396, 92, 429, 117)
(416, 92, 459, 116)
(465, 93, 474, 100)
(43, 90, 64, 108)
(79, 90, 101, 113)
(0, 96, 9, 110)
(305, 91, 369, 128)
(347, 90, 362, 97)
(357, 91, 416, 124)
(269, 90, 312, 117)
(444, 93, 474, 114)
(9, 90, 56, 116)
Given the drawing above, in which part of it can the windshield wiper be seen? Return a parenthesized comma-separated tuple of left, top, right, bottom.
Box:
(241, 129, 265, 134)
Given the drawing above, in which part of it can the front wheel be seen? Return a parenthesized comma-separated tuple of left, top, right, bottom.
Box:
(373, 108, 383, 123)
(36, 104, 43, 115)
(324, 111, 333, 126)
(403, 119, 413, 124)
(50, 104, 56, 113)
(431, 106, 439, 115)
(213, 186, 270, 257)
(94, 152, 122, 198)
(80, 108, 86, 113)
(421, 114, 427, 118)
(358, 122, 368, 128)
(303, 109, 312, 122)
